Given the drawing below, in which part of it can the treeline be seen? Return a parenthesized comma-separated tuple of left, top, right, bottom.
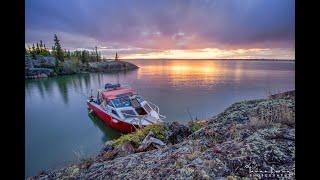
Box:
(25, 34, 103, 64)
(25, 40, 51, 57)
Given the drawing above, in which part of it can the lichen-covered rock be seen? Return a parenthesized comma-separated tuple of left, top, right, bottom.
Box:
(25, 55, 34, 69)
(28, 91, 295, 180)
(88, 60, 138, 72)
(165, 121, 192, 144)
(118, 141, 136, 157)
(138, 131, 167, 151)
(25, 55, 57, 79)
(33, 55, 57, 68)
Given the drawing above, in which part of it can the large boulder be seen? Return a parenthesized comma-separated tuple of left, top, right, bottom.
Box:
(25, 55, 34, 69)
(165, 122, 192, 144)
(117, 142, 136, 157)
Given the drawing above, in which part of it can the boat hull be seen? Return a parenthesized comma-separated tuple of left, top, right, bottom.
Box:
(87, 101, 136, 133)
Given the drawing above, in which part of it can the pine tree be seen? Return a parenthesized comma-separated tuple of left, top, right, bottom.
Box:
(36, 43, 40, 54)
(31, 44, 36, 59)
(53, 34, 64, 62)
(52, 46, 55, 56)
(81, 50, 87, 64)
(115, 52, 119, 61)
(40, 40, 43, 47)
(43, 43, 49, 55)
(94, 46, 99, 62)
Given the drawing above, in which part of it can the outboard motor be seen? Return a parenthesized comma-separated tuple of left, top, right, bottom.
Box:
(105, 83, 121, 90)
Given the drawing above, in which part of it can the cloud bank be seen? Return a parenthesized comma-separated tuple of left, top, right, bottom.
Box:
(26, 0, 295, 59)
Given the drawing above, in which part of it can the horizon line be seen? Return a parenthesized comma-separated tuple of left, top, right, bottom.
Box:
(119, 58, 295, 61)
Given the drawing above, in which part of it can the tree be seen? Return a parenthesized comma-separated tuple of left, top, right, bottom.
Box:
(43, 43, 50, 55)
(51, 46, 56, 56)
(80, 50, 86, 64)
(39, 40, 43, 49)
(115, 52, 119, 61)
(67, 50, 71, 58)
(31, 44, 36, 59)
(95, 46, 99, 62)
(53, 34, 64, 62)
(27, 45, 31, 53)
(36, 43, 40, 54)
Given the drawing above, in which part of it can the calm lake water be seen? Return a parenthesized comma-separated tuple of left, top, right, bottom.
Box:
(25, 59, 295, 177)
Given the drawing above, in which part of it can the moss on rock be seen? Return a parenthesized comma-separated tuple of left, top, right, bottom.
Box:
(112, 124, 166, 148)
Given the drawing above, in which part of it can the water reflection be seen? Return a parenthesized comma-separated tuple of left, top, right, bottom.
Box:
(42, 78, 54, 95)
(134, 60, 295, 89)
(83, 74, 91, 92)
(87, 112, 121, 143)
(25, 72, 134, 105)
(26, 59, 295, 177)
(137, 60, 226, 87)
(56, 77, 70, 104)
(35, 80, 45, 99)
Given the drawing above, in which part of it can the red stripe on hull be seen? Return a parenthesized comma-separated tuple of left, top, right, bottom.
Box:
(87, 102, 136, 133)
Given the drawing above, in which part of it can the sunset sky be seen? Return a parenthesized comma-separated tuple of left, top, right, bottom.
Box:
(25, 0, 295, 59)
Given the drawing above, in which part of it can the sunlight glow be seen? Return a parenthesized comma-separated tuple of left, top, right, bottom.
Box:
(137, 60, 224, 87)
(122, 48, 294, 59)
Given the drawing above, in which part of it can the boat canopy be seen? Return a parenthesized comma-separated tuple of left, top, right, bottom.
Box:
(101, 87, 136, 100)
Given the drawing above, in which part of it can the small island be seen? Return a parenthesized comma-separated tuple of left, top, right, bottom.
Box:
(25, 34, 138, 79)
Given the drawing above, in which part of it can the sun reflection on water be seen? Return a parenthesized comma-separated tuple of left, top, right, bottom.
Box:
(137, 60, 229, 87)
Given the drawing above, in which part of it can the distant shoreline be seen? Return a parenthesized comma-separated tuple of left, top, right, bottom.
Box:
(124, 58, 295, 61)
(25, 55, 139, 80)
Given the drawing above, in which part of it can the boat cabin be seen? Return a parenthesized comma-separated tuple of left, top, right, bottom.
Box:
(92, 87, 155, 120)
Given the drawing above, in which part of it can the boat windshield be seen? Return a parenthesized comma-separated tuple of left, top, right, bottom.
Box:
(136, 95, 144, 103)
(111, 96, 132, 108)
(110, 95, 144, 108)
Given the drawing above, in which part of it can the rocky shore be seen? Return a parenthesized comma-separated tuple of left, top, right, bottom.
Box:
(29, 90, 295, 179)
(25, 55, 139, 79)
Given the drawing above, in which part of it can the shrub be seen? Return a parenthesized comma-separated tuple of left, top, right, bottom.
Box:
(189, 120, 206, 133)
(112, 124, 166, 148)
(249, 102, 295, 129)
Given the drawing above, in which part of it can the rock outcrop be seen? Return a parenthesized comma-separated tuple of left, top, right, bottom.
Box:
(87, 60, 138, 73)
(32, 55, 57, 68)
(25, 55, 139, 79)
(25, 55, 59, 79)
(29, 91, 295, 179)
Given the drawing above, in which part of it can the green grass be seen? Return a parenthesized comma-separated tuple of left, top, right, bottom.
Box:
(190, 122, 202, 133)
(112, 124, 166, 148)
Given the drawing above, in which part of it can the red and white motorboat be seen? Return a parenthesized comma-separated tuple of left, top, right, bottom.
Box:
(87, 83, 166, 133)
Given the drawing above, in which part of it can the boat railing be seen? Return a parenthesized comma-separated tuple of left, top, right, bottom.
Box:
(148, 101, 166, 120)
